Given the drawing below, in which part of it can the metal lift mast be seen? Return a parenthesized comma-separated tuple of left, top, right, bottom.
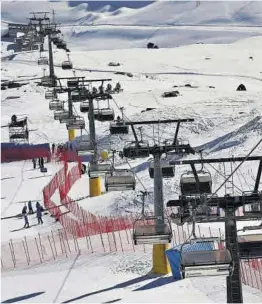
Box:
(124, 119, 195, 246)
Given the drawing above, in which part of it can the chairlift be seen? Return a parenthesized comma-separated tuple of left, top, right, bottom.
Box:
(88, 163, 112, 178)
(54, 110, 69, 121)
(105, 169, 136, 192)
(80, 101, 89, 113)
(76, 138, 93, 153)
(109, 119, 129, 134)
(49, 100, 64, 111)
(180, 171, 212, 196)
(62, 60, 73, 70)
(97, 108, 115, 122)
(41, 76, 52, 86)
(133, 217, 172, 245)
(67, 78, 79, 89)
(180, 249, 233, 278)
(71, 89, 88, 102)
(45, 90, 56, 100)
(66, 116, 85, 130)
(38, 56, 48, 65)
(148, 160, 175, 179)
(123, 141, 150, 158)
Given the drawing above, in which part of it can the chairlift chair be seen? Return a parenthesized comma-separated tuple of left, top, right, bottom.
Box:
(133, 217, 172, 245)
(54, 110, 69, 121)
(76, 138, 93, 153)
(88, 163, 113, 178)
(41, 76, 52, 86)
(66, 116, 85, 130)
(109, 119, 129, 134)
(180, 249, 233, 278)
(45, 90, 56, 100)
(49, 100, 64, 111)
(148, 160, 175, 179)
(105, 169, 136, 192)
(97, 108, 115, 122)
(180, 171, 212, 196)
(62, 60, 73, 70)
(67, 79, 79, 89)
(123, 141, 150, 159)
(80, 101, 89, 113)
(71, 89, 88, 102)
(38, 56, 48, 65)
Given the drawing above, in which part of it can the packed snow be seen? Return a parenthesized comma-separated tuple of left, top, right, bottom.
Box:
(1, 1, 262, 303)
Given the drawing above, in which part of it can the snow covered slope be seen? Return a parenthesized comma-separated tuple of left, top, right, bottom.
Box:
(1, 11, 262, 303)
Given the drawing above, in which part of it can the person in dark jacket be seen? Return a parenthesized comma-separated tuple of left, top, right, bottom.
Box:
(28, 200, 33, 214)
(22, 205, 29, 228)
(36, 202, 43, 224)
(32, 158, 36, 169)
(40, 157, 44, 168)
(51, 143, 55, 154)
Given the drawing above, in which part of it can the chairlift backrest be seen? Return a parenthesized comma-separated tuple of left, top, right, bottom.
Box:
(180, 172, 212, 195)
(181, 249, 232, 266)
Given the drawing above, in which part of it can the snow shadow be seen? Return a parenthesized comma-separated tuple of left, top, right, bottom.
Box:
(62, 275, 152, 303)
(2, 291, 45, 303)
(134, 276, 174, 291)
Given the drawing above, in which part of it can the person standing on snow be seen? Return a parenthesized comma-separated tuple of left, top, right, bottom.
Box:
(36, 202, 43, 224)
(22, 205, 29, 228)
(28, 200, 33, 214)
(32, 158, 36, 169)
(51, 143, 55, 154)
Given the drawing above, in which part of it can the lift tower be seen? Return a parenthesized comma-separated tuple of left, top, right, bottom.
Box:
(29, 12, 50, 52)
(122, 118, 195, 274)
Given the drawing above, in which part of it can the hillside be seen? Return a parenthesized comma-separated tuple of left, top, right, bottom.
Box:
(2, 1, 262, 26)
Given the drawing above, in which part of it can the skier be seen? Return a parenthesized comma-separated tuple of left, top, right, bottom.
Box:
(32, 158, 36, 169)
(36, 202, 43, 224)
(22, 205, 29, 228)
(28, 200, 33, 214)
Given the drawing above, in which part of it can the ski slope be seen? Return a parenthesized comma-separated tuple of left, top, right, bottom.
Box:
(1, 3, 262, 302)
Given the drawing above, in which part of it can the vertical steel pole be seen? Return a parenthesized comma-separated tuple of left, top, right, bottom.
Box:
(225, 204, 243, 303)
(153, 153, 164, 228)
(88, 97, 98, 164)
